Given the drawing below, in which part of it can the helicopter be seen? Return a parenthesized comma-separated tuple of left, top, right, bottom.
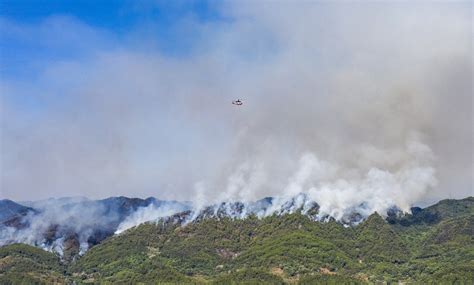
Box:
(232, 99, 243, 106)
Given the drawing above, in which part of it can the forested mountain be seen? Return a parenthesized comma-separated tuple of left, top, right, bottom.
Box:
(0, 197, 472, 284)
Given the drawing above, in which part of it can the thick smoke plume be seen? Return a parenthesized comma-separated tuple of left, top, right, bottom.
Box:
(0, 198, 190, 255)
(1, 2, 472, 224)
(115, 201, 190, 234)
(0, 199, 119, 255)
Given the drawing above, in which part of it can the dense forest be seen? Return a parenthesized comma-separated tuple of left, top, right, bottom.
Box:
(1, 197, 472, 284)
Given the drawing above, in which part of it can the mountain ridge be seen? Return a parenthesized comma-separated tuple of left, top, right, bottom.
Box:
(0, 196, 472, 284)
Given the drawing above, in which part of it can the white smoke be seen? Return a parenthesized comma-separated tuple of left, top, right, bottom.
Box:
(0, 198, 190, 255)
(300, 137, 436, 220)
(0, 201, 116, 253)
(1, 2, 471, 224)
(182, 2, 470, 216)
(115, 202, 190, 234)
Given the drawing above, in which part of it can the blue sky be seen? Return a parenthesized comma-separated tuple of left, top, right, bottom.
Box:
(0, 0, 228, 79)
(0, 0, 234, 121)
(1, 0, 223, 26)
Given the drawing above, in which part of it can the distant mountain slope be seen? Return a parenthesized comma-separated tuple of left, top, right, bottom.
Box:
(387, 197, 474, 226)
(20, 196, 90, 209)
(0, 196, 190, 260)
(0, 200, 36, 225)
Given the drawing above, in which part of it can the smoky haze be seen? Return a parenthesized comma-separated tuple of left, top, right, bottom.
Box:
(1, 2, 472, 217)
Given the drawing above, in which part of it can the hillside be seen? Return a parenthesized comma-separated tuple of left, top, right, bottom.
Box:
(0, 200, 36, 225)
(0, 197, 472, 284)
(0, 196, 191, 260)
(0, 243, 67, 284)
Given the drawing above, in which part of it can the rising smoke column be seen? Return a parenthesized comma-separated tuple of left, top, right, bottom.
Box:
(1, 2, 472, 220)
(188, 2, 471, 218)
